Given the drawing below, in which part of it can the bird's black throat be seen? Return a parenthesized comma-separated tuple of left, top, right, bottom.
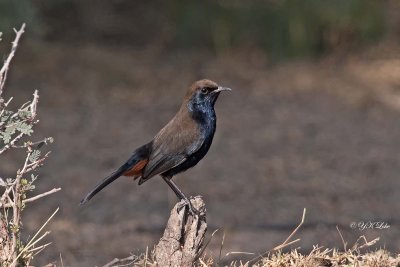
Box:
(187, 91, 219, 125)
(161, 92, 218, 178)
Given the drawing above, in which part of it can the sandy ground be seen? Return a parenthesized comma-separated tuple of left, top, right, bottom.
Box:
(2, 40, 400, 265)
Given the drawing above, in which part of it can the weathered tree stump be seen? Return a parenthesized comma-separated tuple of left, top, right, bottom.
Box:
(155, 196, 207, 267)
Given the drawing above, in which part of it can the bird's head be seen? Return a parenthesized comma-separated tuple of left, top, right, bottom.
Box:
(184, 79, 231, 113)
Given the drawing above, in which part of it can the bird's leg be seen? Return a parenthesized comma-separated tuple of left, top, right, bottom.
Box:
(162, 176, 199, 215)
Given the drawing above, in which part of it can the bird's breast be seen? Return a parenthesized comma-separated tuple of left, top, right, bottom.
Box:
(159, 108, 216, 178)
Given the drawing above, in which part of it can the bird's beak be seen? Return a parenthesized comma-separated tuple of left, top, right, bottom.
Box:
(213, 86, 232, 93)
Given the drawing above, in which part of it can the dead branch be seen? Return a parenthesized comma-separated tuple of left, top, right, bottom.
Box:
(0, 24, 26, 96)
(154, 196, 207, 267)
(1, 188, 61, 208)
(9, 149, 32, 266)
(23, 188, 61, 204)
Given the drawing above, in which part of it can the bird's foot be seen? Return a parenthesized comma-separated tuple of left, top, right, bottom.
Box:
(177, 198, 200, 216)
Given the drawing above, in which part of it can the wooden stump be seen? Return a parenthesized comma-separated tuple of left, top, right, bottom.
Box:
(155, 196, 207, 267)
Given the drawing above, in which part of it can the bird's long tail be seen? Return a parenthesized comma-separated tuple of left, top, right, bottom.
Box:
(80, 143, 151, 205)
(80, 165, 129, 205)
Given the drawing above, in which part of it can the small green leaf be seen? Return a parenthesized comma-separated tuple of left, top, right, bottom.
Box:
(29, 150, 41, 163)
(16, 122, 33, 135)
(1, 131, 12, 143)
(1, 110, 13, 122)
(6, 123, 17, 135)
(18, 110, 31, 119)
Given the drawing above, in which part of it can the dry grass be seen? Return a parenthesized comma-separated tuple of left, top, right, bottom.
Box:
(99, 209, 400, 267)
(99, 246, 399, 267)
(252, 248, 399, 267)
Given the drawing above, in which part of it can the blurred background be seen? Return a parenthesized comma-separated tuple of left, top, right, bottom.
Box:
(1, 0, 400, 265)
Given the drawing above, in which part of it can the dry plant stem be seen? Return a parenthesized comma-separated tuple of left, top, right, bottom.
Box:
(23, 187, 61, 204)
(12, 137, 53, 149)
(198, 228, 220, 259)
(248, 208, 306, 265)
(3, 88, 42, 264)
(6, 147, 50, 264)
(218, 231, 225, 264)
(0, 185, 14, 207)
(199, 258, 208, 267)
(0, 24, 25, 96)
(351, 236, 380, 252)
(28, 241, 52, 254)
(1, 187, 61, 208)
(0, 149, 51, 209)
(102, 255, 137, 267)
(0, 132, 24, 155)
(24, 151, 50, 172)
(0, 97, 13, 118)
(9, 150, 32, 266)
(11, 208, 59, 266)
(273, 208, 306, 251)
(336, 225, 347, 251)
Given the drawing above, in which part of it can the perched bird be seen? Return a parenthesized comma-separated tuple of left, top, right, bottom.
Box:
(80, 79, 231, 213)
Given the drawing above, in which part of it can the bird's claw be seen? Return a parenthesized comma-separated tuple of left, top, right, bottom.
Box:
(177, 198, 200, 216)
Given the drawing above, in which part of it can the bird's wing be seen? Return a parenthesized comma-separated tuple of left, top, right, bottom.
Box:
(141, 116, 204, 179)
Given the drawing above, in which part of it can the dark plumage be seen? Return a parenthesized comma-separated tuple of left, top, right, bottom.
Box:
(80, 79, 231, 213)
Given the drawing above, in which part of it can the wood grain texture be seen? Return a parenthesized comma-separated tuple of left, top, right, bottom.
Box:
(155, 196, 207, 267)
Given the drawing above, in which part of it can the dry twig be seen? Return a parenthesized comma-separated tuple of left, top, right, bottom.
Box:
(248, 208, 306, 265)
(0, 24, 25, 96)
(102, 255, 138, 267)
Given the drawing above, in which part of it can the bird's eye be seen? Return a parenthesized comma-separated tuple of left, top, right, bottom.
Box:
(201, 87, 208, 94)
